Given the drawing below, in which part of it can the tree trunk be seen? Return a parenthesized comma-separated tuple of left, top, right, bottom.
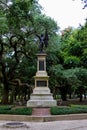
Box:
(79, 93, 82, 102)
(84, 92, 86, 99)
(2, 85, 9, 104)
(1, 61, 9, 104)
(10, 93, 13, 104)
(59, 87, 67, 101)
(10, 86, 15, 104)
(69, 93, 72, 99)
(61, 94, 67, 101)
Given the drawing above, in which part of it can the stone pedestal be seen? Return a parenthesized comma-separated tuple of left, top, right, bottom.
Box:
(27, 53, 57, 107)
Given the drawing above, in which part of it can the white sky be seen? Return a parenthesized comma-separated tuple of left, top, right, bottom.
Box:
(38, 0, 87, 30)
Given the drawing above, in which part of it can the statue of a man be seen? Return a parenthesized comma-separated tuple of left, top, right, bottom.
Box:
(39, 33, 44, 52)
(36, 30, 49, 52)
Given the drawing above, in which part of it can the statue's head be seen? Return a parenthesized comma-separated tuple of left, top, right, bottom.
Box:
(41, 34, 44, 37)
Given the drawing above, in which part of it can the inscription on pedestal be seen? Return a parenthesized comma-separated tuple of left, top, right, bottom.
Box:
(39, 60, 44, 71)
(37, 81, 47, 87)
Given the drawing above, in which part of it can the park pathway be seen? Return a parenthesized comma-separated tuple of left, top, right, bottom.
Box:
(0, 120, 87, 130)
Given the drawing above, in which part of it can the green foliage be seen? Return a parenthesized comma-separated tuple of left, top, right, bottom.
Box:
(81, 48, 87, 67)
(0, 0, 59, 104)
(61, 21, 87, 68)
(63, 68, 80, 87)
(0, 0, 87, 104)
(9, 107, 32, 115)
(0, 18, 9, 34)
(51, 105, 87, 115)
(75, 68, 87, 86)
(49, 64, 64, 88)
(49, 64, 63, 78)
(59, 21, 87, 100)
(0, 106, 32, 115)
(68, 43, 83, 56)
(34, 15, 58, 34)
(0, 105, 12, 110)
(70, 104, 87, 108)
(64, 56, 80, 68)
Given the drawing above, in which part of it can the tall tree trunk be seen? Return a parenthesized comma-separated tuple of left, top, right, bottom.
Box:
(79, 93, 82, 102)
(2, 84, 9, 104)
(59, 87, 67, 101)
(61, 93, 67, 101)
(10, 86, 15, 104)
(84, 92, 86, 99)
(1, 62, 9, 104)
(69, 93, 72, 99)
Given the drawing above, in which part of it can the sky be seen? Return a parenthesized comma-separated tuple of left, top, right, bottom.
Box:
(38, 0, 87, 30)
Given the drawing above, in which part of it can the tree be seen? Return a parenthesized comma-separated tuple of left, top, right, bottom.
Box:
(0, 0, 38, 104)
(0, 0, 59, 104)
(75, 68, 87, 101)
(60, 22, 87, 101)
(76, 21, 87, 68)
(0, 0, 41, 104)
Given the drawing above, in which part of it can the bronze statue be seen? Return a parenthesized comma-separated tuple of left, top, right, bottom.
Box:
(36, 30, 49, 52)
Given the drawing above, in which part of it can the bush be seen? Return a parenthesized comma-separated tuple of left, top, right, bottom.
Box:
(0, 106, 32, 115)
(0, 105, 12, 110)
(51, 105, 87, 115)
(9, 108, 32, 115)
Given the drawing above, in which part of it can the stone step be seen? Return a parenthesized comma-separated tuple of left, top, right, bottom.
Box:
(27, 100, 57, 107)
(31, 93, 53, 96)
(30, 95, 53, 100)
(33, 87, 51, 94)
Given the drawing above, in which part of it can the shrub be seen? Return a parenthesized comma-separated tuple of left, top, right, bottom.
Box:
(0, 106, 32, 115)
(0, 105, 13, 110)
(9, 108, 32, 115)
(51, 105, 87, 115)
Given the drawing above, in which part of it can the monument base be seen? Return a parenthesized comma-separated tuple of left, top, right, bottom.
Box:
(27, 87, 57, 107)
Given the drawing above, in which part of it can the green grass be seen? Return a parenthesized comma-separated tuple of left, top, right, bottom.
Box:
(51, 105, 87, 115)
(70, 104, 87, 108)
(0, 106, 32, 115)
